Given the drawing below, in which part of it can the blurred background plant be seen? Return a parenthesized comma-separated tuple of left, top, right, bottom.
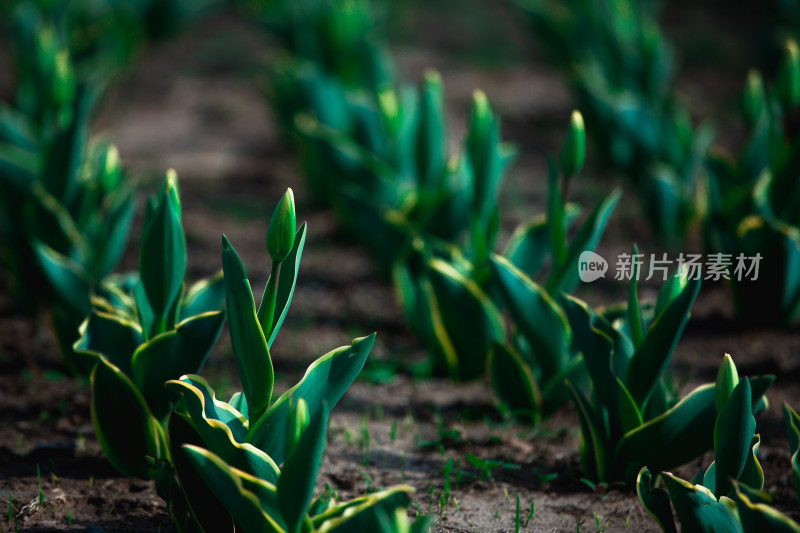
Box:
(512, 0, 713, 241)
(704, 39, 800, 326)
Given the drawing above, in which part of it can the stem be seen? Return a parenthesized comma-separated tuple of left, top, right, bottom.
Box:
(258, 261, 281, 340)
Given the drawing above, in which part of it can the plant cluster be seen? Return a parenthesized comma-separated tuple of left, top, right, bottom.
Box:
(638, 357, 799, 532)
(0, 0, 213, 372)
(513, 0, 713, 240)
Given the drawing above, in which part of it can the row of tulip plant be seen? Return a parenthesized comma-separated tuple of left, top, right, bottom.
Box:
(512, 0, 712, 241)
(517, 0, 800, 328)
(242, 1, 800, 527)
(0, 0, 212, 374)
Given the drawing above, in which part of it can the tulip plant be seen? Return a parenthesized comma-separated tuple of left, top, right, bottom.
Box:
(155, 188, 427, 530)
(0, 3, 137, 371)
(787, 403, 800, 510)
(704, 39, 800, 326)
(73, 172, 225, 478)
(565, 272, 773, 483)
(395, 112, 618, 391)
(513, 0, 713, 240)
(637, 356, 798, 532)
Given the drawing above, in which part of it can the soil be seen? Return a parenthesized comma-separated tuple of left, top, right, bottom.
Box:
(2, 2, 800, 532)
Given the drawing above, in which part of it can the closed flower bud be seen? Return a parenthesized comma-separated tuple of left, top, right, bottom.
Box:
(715, 353, 739, 413)
(777, 39, 800, 110)
(742, 70, 766, 127)
(560, 110, 586, 178)
(267, 188, 296, 263)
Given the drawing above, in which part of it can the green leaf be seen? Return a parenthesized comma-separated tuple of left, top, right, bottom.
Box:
(567, 380, 609, 482)
(739, 435, 764, 491)
(416, 70, 446, 190)
(181, 270, 225, 319)
(222, 235, 273, 423)
(547, 189, 620, 294)
(615, 384, 716, 480)
(489, 254, 570, 379)
(247, 334, 374, 465)
(278, 405, 328, 533)
(662, 473, 742, 533)
(627, 246, 644, 351)
(425, 257, 505, 380)
(783, 403, 800, 507)
(74, 310, 144, 378)
(182, 445, 282, 533)
(488, 343, 542, 424)
(33, 241, 91, 318)
(547, 155, 567, 269)
(139, 174, 186, 330)
(311, 486, 414, 531)
(165, 377, 280, 483)
(714, 378, 755, 498)
(636, 467, 678, 533)
(625, 276, 700, 409)
(90, 358, 164, 478)
(167, 412, 235, 532)
(503, 205, 581, 278)
(131, 311, 225, 420)
(258, 224, 307, 347)
(733, 481, 800, 533)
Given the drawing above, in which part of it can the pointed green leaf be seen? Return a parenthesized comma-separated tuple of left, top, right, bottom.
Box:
(278, 405, 328, 533)
(165, 377, 279, 483)
(90, 358, 164, 478)
(663, 473, 742, 533)
(503, 205, 582, 278)
(715, 354, 740, 413)
(74, 310, 144, 378)
(714, 378, 755, 498)
(247, 335, 374, 465)
(489, 254, 570, 379)
(625, 277, 700, 408)
(131, 311, 225, 420)
(488, 343, 542, 424)
(425, 257, 505, 380)
(181, 270, 225, 319)
(547, 189, 620, 294)
(182, 445, 283, 533)
(636, 467, 678, 533)
(139, 174, 186, 329)
(222, 235, 273, 423)
(615, 384, 716, 480)
(311, 486, 414, 531)
(567, 380, 609, 482)
(33, 241, 91, 318)
(733, 481, 800, 533)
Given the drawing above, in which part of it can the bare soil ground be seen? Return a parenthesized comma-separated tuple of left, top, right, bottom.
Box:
(2, 3, 800, 532)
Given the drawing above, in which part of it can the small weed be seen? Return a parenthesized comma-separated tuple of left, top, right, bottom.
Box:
(389, 420, 398, 442)
(36, 465, 43, 505)
(514, 493, 520, 533)
(525, 497, 534, 526)
(594, 512, 610, 532)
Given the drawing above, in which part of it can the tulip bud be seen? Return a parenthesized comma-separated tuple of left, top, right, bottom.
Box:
(742, 70, 766, 127)
(286, 397, 310, 456)
(559, 110, 586, 178)
(777, 39, 800, 110)
(715, 353, 740, 413)
(267, 188, 296, 263)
